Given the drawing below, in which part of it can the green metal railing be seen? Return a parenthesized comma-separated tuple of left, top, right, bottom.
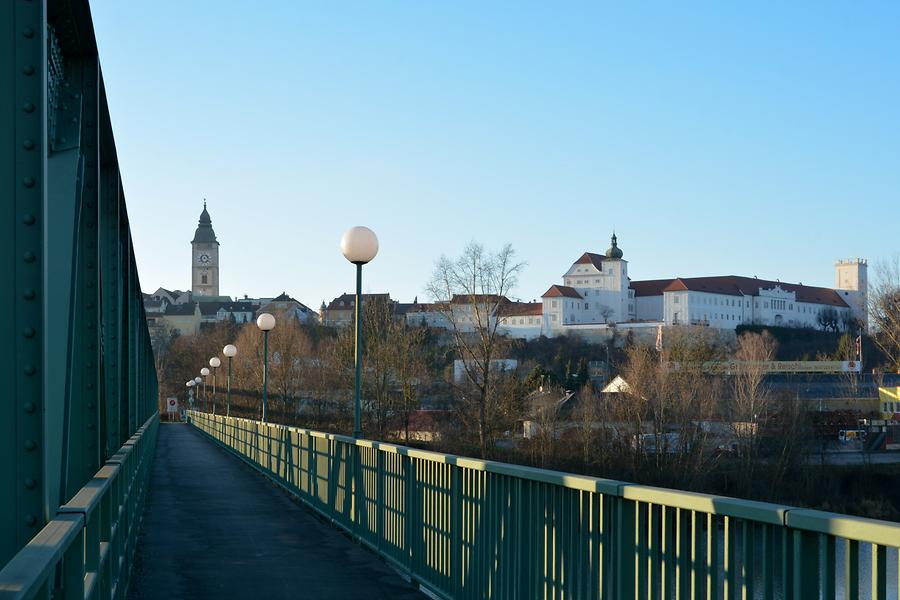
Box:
(190, 411, 900, 600)
(0, 414, 158, 600)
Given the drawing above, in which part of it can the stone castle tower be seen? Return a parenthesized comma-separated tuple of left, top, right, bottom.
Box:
(835, 258, 867, 328)
(191, 201, 220, 298)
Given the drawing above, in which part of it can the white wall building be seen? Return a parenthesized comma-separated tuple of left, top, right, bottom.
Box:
(637, 275, 855, 330)
(409, 233, 865, 341)
(497, 302, 544, 340)
(541, 234, 633, 331)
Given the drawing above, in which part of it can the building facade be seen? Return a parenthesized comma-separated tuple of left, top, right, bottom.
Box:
(503, 234, 864, 340)
(191, 202, 220, 298)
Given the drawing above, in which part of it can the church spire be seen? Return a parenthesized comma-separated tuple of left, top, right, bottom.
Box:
(193, 200, 217, 243)
(605, 231, 623, 259)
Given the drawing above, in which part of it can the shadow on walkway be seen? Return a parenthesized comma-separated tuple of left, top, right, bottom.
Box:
(127, 424, 424, 599)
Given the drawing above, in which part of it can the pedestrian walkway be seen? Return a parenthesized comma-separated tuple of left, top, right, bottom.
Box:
(126, 424, 423, 599)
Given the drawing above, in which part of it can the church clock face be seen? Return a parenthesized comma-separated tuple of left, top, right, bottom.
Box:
(198, 253, 211, 264)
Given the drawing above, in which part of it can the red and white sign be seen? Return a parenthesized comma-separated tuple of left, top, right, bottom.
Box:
(166, 397, 178, 413)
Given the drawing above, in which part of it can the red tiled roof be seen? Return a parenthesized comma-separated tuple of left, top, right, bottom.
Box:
(660, 276, 848, 307)
(574, 252, 605, 270)
(449, 294, 510, 305)
(542, 285, 582, 299)
(629, 279, 675, 297)
(326, 293, 391, 311)
(498, 302, 543, 317)
(407, 302, 449, 313)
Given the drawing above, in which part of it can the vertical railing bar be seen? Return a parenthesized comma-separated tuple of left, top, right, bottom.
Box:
(742, 520, 754, 600)
(706, 513, 718, 600)
(762, 523, 774, 600)
(690, 510, 699, 600)
(725, 515, 736, 600)
(648, 503, 658, 600)
(823, 535, 836, 600)
(871, 543, 886, 600)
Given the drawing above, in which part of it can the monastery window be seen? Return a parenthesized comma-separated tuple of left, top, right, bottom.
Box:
(674, 296, 680, 303)
(585, 303, 590, 309)
(201, 275, 208, 284)
(551, 301, 557, 308)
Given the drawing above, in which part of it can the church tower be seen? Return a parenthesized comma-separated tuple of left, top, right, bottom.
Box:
(191, 201, 220, 298)
(835, 258, 867, 328)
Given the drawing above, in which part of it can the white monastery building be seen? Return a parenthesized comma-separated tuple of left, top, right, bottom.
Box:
(495, 234, 866, 340)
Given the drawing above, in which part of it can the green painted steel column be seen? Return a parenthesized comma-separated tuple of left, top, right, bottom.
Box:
(226, 356, 232, 417)
(63, 56, 103, 500)
(99, 166, 121, 458)
(262, 330, 269, 423)
(792, 530, 820, 600)
(353, 263, 362, 438)
(0, 0, 47, 564)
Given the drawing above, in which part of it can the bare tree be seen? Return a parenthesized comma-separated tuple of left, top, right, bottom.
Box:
(361, 296, 398, 437)
(870, 254, 900, 370)
(426, 242, 524, 458)
(599, 305, 614, 324)
(616, 334, 721, 488)
(731, 330, 777, 490)
(528, 384, 567, 468)
(266, 315, 313, 420)
(574, 384, 600, 467)
(392, 324, 429, 444)
(817, 306, 840, 332)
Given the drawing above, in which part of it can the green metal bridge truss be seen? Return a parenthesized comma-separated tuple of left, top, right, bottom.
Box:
(1, 0, 158, 597)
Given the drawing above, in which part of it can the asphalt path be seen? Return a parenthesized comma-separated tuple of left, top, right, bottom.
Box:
(127, 424, 424, 599)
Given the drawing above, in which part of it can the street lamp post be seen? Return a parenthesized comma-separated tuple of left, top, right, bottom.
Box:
(186, 381, 195, 416)
(256, 313, 276, 423)
(223, 344, 237, 417)
(209, 357, 221, 414)
(200, 368, 210, 412)
(193, 377, 202, 414)
(341, 226, 379, 438)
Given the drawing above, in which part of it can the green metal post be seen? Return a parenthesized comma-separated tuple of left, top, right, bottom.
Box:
(227, 357, 232, 417)
(262, 330, 269, 423)
(353, 263, 362, 438)
(202, 379, 207, 413)
(1, 0, 47, 563)
(212, 367, 217, 415)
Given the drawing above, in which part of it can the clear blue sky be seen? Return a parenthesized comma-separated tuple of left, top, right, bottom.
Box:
(91, 1, 899, 307)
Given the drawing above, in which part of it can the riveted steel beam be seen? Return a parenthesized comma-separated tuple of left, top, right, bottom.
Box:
(3, 0, 159, 570)
(1, 0, 48, 566)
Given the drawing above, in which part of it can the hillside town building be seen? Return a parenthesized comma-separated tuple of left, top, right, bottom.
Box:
(492, 234, 865, 340)
(144, 205, 316, 345)
(144, 207, 865, 347)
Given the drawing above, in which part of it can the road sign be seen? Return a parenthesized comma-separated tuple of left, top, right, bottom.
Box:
(166, 397, 178, 414)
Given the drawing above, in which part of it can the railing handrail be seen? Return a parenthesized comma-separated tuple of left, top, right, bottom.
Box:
(0, 413, 159, 600)
(189, 411, 900, 598)
(194, 412, 900, 541)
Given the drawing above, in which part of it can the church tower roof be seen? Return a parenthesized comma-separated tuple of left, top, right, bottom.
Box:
(192, 200, 219, 244)
(605, 232, 623, 259)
